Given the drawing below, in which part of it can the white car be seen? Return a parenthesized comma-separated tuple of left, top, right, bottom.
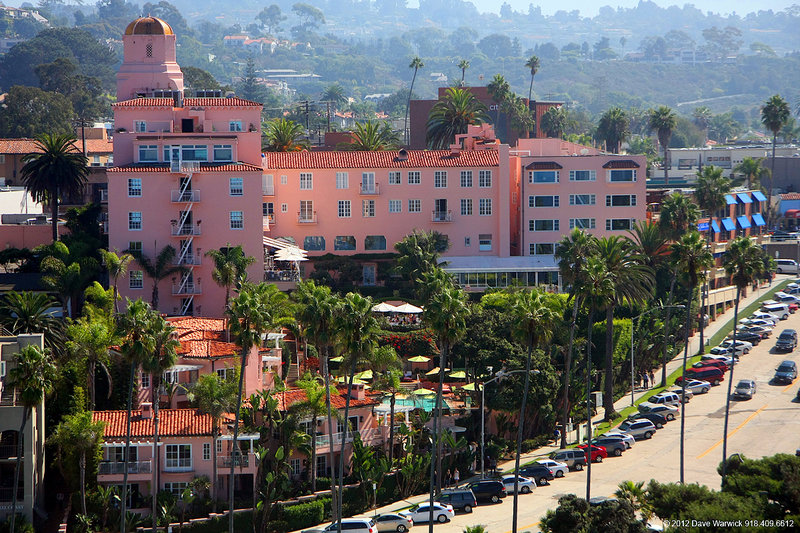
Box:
(683, 379, 712, 394)
(751, 312, 781, 323)
(708, 346, 735, 357)
(702, 355, 736, 368)
(399, 503, 454, 524)
(775, 292, 800, 304)
(303, 519, 378, 533)
(602, 431, 635, 449)
(536, 459, 569, 478)
(638, 402, 679, 421)
(500, 475, 536, 494)
(738, 319, 776, 329)
(720, 340, 751, 355)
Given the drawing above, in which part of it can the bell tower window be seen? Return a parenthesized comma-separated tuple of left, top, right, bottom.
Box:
(146, 43, 153, 57)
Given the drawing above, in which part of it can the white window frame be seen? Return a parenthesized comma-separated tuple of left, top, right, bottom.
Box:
(570, 218, 596, 230)
(388, 199, 401, 213)
(128, 212, 142, 231)
(570, 194, 596, 206)
(408, 199, 421, 213)
(434, 171, 447, 188)
(388, 171, 401, 185)
(408, 171, 421, 185)
(127, 178, 142, 197)
(362, 199, 375, 218)
(338, 200, 351, 218)
(213, 144, 233, 162)
(230, 211, 244, 230)
(606, 218, 637, 231)
(280, 175, 288, 185)
(140, 371, 150, 388)
(229, 177, 243, 196)
(569, 170, 596, 182)
(281, 203, 288, 213)
(529, 170, 559, 183)
(165, 444, 192, 471)
(530, 219, 560, 232)
(138, 145, 158, 162)
(336, 172, 349, 189)
(460, 198, 473, 216)
(134, 121, 146, 132)
(530, 243, 556, 255)
(605, 194, 637, 207)
(479, 170, 492, 188)
(229, 121, 243, 132)
(608, 169, 636, 182)
(203, 443, 211, 461)
(479, 198, 492, 216)
(460, 170, 473, 188)
(129, 270, 144, 289)
(529, 195, 559, 208)
(299, 173, 313, 190)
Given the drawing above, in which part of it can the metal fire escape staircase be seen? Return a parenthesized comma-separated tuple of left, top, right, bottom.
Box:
(172, 161, 199, 316)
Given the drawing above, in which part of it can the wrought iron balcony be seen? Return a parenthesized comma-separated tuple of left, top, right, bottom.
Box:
(431, 210, 453, 222)
(171, 190, 200, 202)
(172, 282, 202, 295)
(98, 460, 152, 475)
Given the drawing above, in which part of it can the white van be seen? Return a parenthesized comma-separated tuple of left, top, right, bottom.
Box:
(762, 303, 790, 320)
(775, 259, 799, 274)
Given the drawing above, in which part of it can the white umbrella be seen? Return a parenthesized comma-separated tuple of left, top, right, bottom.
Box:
(274, 247, 308, 262)
(372, 302, 398, 313)
(394, 303, 423, 314)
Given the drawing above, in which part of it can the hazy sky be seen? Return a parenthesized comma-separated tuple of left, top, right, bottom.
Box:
(467, 0, 796, 17)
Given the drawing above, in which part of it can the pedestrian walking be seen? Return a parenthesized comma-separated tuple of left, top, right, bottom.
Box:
(643, 372, 649, 389)
(649, 370, 655, 386)
(445, 469, 451, 487)
(453, 468, 460, 487)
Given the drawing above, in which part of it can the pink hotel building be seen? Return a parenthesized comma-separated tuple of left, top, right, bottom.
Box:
(108, 17, 646, 317)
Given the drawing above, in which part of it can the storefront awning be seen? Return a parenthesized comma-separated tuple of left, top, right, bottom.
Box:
(725, 194, 737, 205)
(752, 213, 766, 226)
(737, 216, 751, 229)
(736, 193, 753, 204)
(752, 191, 767, 202)
(721, 218, 736, 231)
(711, 220, 721, 233)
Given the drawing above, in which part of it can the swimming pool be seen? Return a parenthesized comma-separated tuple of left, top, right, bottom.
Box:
(382, 395, 450, 411)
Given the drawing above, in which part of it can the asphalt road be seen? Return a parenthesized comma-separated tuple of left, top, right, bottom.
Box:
(375, 302, 800, 533)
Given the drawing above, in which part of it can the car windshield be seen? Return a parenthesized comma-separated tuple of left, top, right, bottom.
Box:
(778, 364, 793, 372)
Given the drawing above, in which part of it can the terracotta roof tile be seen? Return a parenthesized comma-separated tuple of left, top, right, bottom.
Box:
(107, 162, 262, 173)
(780, 193, 800, 200)
(166, 316, 240, 358)
(92, 409, 212, 438)
(276, 388, 378, 411)
(113, 97, 262, 108)
(0, 138, 113, 155)
(603, 159, 640, 169)
(264, 149, 500, 169)
(113, 98, 175, 108)
(525, 161, 562, 170)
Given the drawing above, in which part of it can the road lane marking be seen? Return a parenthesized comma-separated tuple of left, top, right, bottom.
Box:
(697, 403, 768, 459)
(783, 382, 795, 393)
(503, 521, 541, 533)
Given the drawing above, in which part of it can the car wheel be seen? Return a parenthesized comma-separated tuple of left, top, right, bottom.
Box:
(644, 431, 653, 439)
(555, 470, 565, 478)
(539, 477, 547, 485)
(491, 495, 500, 503)
(522, 486, 531, 494)
(702, 387, 710, 394)
(778, 268, 784, 273)
(595, 455, 603, 463)
(614, 448, 622, 457)
(437, 515, 447, 523)
(463, 505, 472, 513)
(397, 526, 407, 533)
(574, 463, 583, 471)
(667, 414, 675, 421)
(656, 423, 664, 429)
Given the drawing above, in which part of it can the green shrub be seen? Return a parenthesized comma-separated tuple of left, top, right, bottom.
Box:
(521, 435, 550, 453)
(181, 510, 253, 532)
(280, 499, 325, 530)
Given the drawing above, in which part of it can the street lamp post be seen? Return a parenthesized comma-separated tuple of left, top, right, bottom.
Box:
(630, 305, 686, 406)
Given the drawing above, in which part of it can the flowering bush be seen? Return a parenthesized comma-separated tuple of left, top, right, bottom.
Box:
(378, 329, 439, 359)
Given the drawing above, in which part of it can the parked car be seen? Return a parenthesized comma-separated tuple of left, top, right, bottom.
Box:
(374, 514, 413, 533)
(701, 354, 736, 366)
(642, 391, 682, 407)
(770, 231, 800, 243)
(775, 258, 800, 272)
(693, 359, 729, 373)
(589, 435, 628, 456)
(708, 346, 736, 358)
(536, 459, 569, 478)
(774, 360, 798, 384)
(732, 379, 757, 400)
(467, 480, 507, 503)
(670, 387, 694, 402)
(626, 412, 667, 429)
(399, 503, 454, 524)
(500, 475, 536, 494)
(762, 303, 791, 320)
(775, 329, 798, 352)
(676, 366, 724, 385)
(738, 319, 776, 330)
(617, 419, 657, 440)
(639, 403, 679, 421)
(762, 299, 799, 313)
(683, 379, 712, 394)
(785, 283, 800, 295)
(518, 464, 554, 486)
(550, 449, 587, 471)
(738, 325, 773, 338)
(720, 339, 752, 354)
(751, 312, 781, 323)
(602, 431, 635, 448)
(577, 444, 608, 462)
(304, 519, 378, 533)
(730, 331, 762, 345)
(437, 489, 477, 513)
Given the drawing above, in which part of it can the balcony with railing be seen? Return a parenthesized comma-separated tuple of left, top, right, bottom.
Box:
(173, 255, 201, 266)
(0, 444, 19, 460)
(431, 210, 453, 222)
(171, 190, 200, 202)
(314, 427, 382, 450)
(220, 454, 250, 468)
(359, 183, 380, 195)
(263, 185, 275, 196)
(170, 161, 201, 174)
(297, 211, 318, 224)
(98, 460, 152, 475)
(163, 461, 193, 473)
(172, 282, 202, 295)
(171, 225, 201, 236)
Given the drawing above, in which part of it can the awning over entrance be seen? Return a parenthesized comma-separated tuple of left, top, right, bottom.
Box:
(737, 216, 751, 229)
(721, 218, 736, 231)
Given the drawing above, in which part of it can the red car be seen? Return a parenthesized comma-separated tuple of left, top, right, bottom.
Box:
(693, 360, 729, 373)
(676, 366, 724, 386)
(577, 444, 608, 463)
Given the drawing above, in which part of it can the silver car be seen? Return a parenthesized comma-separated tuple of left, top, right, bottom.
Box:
(374, 514, 413, 533)
(618, 419, 656, 440)
(733, 379, 756, 400)
(683, 379, 712, 394)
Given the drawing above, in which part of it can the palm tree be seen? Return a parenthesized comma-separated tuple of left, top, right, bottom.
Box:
(648, 106, 677, 185)
(761, 94, 791, 227)
(692, 106, 712, 142)
(0, 291, 66, 352)
(614, 480, 652, 523)
(426, 87, 489, 150)
(404, 56, 424, 145)
(369, 345, 403, 465)
(7, 344, 57, 533)
(117, 299, 157, 533)
(190, 372, 237, 511)
(457, 59, 470, 86)
(627, 220, 669, 271)
(540, 106, 567, 139)
(321, 84, 347, 110)
(345, 121, 401, 151)
(132, 245, 186, 311)
(509, 289, 558, 533)
(671, 231, 713, 484)
(595, 237, 654, 420)
(694, 166, 732, 352)
(554, 229, 596, 449)
(486, 74, 510, 126)
(141, 315, 179, 532)
(394, 230, 450, 294)
(596, 107, 629, 154)
(292, 372, 329, 492)
(524, 55, 540, 104)
(205, 245, 256, 309)
(732, 157, 765, 190)
(49, 410, 105, 517)
(423, 279, 470, 533)
(66, 316, 119, 409)
(263, 118, 309, 152)
(101, 249, 134, 314)
(226, 282, 291, 533)
(720, 237, 764, 487)
(39, 241, 99, 318)
(20, 133, 89, 242)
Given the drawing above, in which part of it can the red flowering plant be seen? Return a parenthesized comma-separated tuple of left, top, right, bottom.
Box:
(377, 329, 439, 359)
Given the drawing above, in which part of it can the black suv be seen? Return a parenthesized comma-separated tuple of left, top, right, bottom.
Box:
(467, 480, 507, 503)
(437, 489, 477, 513)
(518, 465, 554, 486)
(776, 329, 798, 352)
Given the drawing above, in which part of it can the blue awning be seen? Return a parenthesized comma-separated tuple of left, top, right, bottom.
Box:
(737, 215, 752, 229)
(721, 218, 736, 231)
(725, 194, 737, 205)
(752, 213, 766, 226)
(753, 191, 767, 202)
(736, 193, 753, 204)
(711, 220, 721, 233)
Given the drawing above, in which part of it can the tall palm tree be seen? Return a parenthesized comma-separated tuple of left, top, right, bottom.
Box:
(732, 157, 764, 190)
(320, 84, 347, 110)
(692, 106, 712, 142)
(509, 289, 558, 533)
(0, 291, 66, 353)
(7, 344, 57, 533)
(627, 220, 669, 271)
(39, 241, 99, 318)
(649, 106, 677, 185)
(141, 315, 179, 532)
(595, 237, 654, 421)
(334, 292, 379, 532)
(540, 106, 567, 139)
(614, 480, 652, 523)
(720, 237, 764, 487)
(205, 245, 256, 309)
(117, 299, 156, 533)
(554, 229, 596, 449)
(423, 280, 469, 533)
(101, 249, 134, 314)
(457, 59, 470, 86)
(345, 121, 401, 151)
(291, 372, 328, 492)
(263, 118, 309, 152)
(597, 107, 629, 154)
(486, 74, 510, 126)
(394, 230, 450, 294)
(226, 283, 291, 533)
(694, 166, 732, 353)
(66, 315, 119, 409)
(761, 94, 791, 228)
(191, 372, 237, 511)
(369, 345, 403, 465)
(20, 133, 89, 243)
(671, 231, 713, 484)
(524, 55, 540, 104)
(404, 56, 424, 145)
(132, 245, 186, 311)
(425, 87, 489, 150)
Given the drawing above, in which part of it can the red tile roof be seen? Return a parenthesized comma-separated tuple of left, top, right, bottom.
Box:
(780, 193, 800, 200)
(0, 138, 113, 155)
(264, 149, 500, 169)
(275, 388, 378, 411)
(113, 98, 174, 108)
(603, 159, 640, 169)
(166, 316, 240, 358)
(107, 162, 262, 173)
(113, 97, 262, 108)
(92, 409, 212, 438)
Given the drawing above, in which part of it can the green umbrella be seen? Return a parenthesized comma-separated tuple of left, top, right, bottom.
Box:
(330, 356, 344, 363)
(408, 356, 430, 363)
(448, 370, 466, 379)
(355, 369, 373, 380)
(413, 388, 436, 395)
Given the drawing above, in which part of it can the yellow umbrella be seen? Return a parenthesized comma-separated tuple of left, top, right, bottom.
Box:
(330, 356, 344, 363)
(355, 369, 373, 380)
(426, 367, 443, 376)
(408, 355, 430, 363)
(448, 371, 466, 379)
(460, 383, 480, 391)
(413, 388, 436, 395)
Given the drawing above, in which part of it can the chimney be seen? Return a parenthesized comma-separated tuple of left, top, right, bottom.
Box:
(141, 402, 153, 419)
(349, 383, 366, 401)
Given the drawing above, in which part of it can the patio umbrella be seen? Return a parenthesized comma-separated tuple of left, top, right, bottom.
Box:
(413, 388, 436, 395)
(460, 383, 479, 391)
(448, 370, 466, 379)
(408, 355, 430, 363)
(355, 369, 373, 380)
(329, 356, 344, 363)
(425, 366, 443, 376)
(372, 302, 398, 313)
(335, 376, 366, 385)
(274, 247, 308, 262)
(394, 303, 423, 314)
